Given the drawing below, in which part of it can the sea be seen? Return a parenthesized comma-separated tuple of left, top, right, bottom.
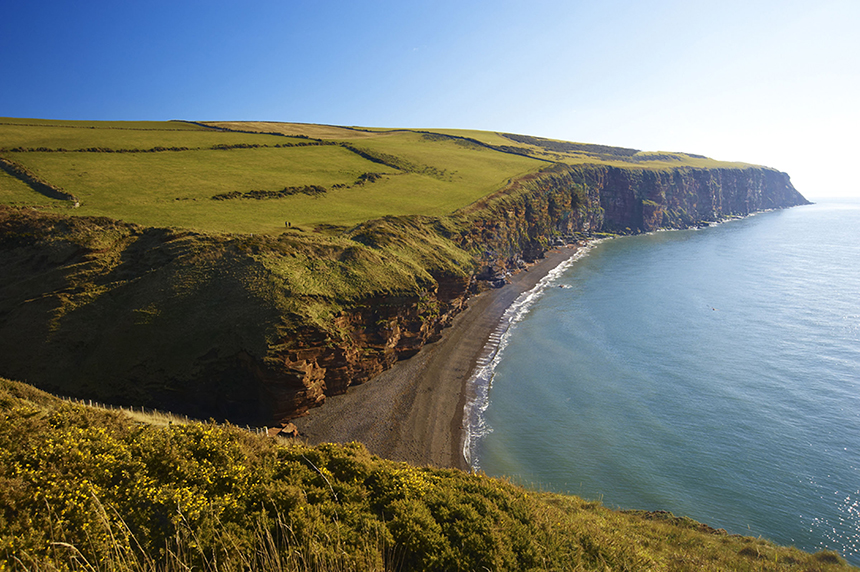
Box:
(464, 198, 860, 564)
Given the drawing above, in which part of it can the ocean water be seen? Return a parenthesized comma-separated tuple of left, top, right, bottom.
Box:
(466, 199, 860, 564)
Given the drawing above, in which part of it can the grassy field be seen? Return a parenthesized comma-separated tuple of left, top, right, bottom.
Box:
(0, 117, 308, 149)
(2, 377, 853, 572)
(0, 168, 56, 204)
(6, 146, 406, 232)
(1, 118, 754, 234)
(212, 122, 752, 170)
(207, 120, 389, 140)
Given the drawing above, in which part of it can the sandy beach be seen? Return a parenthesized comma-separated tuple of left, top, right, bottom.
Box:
(293, 245, 583, 470)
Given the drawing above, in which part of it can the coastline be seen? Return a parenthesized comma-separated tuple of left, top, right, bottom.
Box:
(293, 244, 586, 470)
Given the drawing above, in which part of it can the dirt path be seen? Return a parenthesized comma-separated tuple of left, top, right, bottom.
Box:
(293, 246, 582, 469)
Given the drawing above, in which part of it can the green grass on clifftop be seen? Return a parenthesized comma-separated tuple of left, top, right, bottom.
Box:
(1, 378, 853, 572)
(0, 169, 42, 204)
(0, 118, 545, 234)
(1, 118, 751, 235)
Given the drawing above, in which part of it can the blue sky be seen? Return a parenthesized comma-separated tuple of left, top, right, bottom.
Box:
(2, 0, 858, 198)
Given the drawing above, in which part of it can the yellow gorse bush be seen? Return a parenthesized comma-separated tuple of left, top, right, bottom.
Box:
(0, 379, 854, 572)
(390, 466, 435, 499)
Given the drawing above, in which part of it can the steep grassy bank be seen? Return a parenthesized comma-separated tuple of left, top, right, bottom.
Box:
(2, 378, 852, 571)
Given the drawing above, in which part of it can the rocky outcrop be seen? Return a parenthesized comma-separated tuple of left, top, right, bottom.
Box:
(0, 164, 807, 425)
(257, 279, 470, 421)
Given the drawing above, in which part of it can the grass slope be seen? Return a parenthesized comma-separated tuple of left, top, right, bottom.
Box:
(1, 118, 753, 235)
(1, 378, 853, 572)
(0, 118, 546, 234)
(0, 117, 299, 149)
(0, 169, 49, 204)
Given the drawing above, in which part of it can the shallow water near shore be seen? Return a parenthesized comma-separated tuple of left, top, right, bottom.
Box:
(471, 199, 860, 564)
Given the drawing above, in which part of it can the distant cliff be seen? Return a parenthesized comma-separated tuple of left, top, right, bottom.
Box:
(0, 164, 808, 424)
(459, 164, 808, 275)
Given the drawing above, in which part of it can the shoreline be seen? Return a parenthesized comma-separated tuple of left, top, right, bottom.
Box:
(293, 244, 586, 470)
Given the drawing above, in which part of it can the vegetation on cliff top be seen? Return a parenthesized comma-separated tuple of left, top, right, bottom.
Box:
(1, 117, 751, 235)
(1, 377, 853, 571)
(0, 118, 541, 234)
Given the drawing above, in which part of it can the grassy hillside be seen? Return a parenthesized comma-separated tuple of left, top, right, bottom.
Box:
(0, 118, 544, 233)
(209, 121, 752, 170)
(0, 169, 39, 203)
(1, 118, 750, 235)
(1, 377, 853, 571)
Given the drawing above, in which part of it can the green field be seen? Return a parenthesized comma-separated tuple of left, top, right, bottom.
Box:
(0, 117, 308, 149)
(0, 119, 550, 233)
(0, 168, 51, 204)
(0, 118, 752, 234)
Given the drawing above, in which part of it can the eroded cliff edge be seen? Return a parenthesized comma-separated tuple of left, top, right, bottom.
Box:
(0, 164, 808, 424)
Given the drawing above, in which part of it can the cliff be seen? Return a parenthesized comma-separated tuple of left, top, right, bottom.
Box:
(457, 163, 807, 277)
(0, 164, 808, 424)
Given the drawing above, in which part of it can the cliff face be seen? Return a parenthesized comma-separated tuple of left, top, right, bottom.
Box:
(0, 165, 807, 424)
(257, 276, 469, 421)
(457, 164, 807, 274)
(589, 165, 807, 232)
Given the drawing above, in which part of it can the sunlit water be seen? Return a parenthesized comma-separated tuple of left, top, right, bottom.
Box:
(467, 199, 860, 563)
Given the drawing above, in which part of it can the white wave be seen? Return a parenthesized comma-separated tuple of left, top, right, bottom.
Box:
(461, 243, 600, 468)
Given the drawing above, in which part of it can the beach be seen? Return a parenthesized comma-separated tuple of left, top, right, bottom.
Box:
(293, 245, 583, 470)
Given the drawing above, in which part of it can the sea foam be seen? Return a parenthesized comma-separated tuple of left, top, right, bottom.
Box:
(461, 243, 599, 468)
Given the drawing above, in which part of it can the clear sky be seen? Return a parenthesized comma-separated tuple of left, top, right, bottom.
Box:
(2, 0, 858, 198)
